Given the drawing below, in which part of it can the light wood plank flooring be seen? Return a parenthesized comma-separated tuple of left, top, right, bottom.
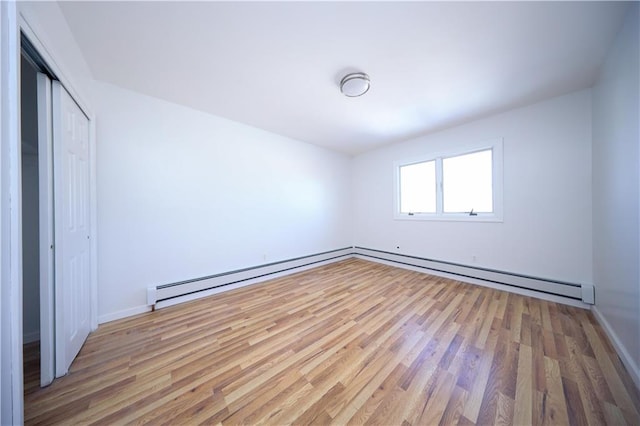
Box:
(24, 258, 639, 425)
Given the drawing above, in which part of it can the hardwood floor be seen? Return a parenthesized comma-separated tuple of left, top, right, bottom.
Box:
(24, 258, 639, 425)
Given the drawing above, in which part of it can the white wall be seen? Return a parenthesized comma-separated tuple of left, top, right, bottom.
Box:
(353, 90, 593, 284)
(592, 3, 639, 387)
(92, 81, 353, 321)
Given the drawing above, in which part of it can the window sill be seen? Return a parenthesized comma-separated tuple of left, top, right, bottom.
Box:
(394, 214, 503, 223)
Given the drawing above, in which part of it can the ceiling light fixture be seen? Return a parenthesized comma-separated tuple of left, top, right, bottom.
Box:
(340, 72, 370, 97)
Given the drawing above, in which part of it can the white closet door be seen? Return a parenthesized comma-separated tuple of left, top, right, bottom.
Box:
(36, 72, 54, 386)
(52, 80, 91, 377)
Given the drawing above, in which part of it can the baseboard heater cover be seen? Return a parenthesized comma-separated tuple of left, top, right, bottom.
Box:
(353, 246, 587, 302)
(146, 246, 593, 309)
(148, 247, 353, 306)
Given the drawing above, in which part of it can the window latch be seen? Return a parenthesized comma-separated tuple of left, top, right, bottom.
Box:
(469, 208, 477, 216)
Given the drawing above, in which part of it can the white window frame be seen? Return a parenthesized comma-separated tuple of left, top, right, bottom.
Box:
(394, 138, 503, 222)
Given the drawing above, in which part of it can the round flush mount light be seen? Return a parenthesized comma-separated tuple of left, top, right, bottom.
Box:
(340, 72, 370, 97)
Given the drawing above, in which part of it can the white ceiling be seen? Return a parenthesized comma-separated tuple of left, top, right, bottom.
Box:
(59, 1, 629, 155)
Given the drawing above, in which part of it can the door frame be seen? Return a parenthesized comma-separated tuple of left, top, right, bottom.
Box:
(1, 2, 22, 424)
(1, 5, 97, 422)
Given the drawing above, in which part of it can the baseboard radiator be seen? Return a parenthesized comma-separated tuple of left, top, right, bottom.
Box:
(147, 247, 353, 309)
(353, 247, 593, 305)
(146, 245, 594, 310)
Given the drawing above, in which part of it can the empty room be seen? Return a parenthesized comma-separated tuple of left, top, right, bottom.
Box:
(1, 1, 639, 425)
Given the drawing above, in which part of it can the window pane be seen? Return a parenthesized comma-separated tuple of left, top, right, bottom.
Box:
(400, 161, 436, 213)
(443, 150, 493, 213)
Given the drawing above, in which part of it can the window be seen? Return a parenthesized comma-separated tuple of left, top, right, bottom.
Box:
(443, 150, 493, 213)
(399, 160, 436, 214)
(394, 140, 503, 221)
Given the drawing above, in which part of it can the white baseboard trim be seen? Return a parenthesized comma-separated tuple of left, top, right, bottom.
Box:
(591, 306, 640, 391)
(23, 330, 40, 344)
(354, 247, 589, 308)
(354, 254, 590, 309)
(98, 305, 153, 324)
(155, 256, 353, 309)
(150, 247, 353, 308)
(102, 246, 594, 324)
